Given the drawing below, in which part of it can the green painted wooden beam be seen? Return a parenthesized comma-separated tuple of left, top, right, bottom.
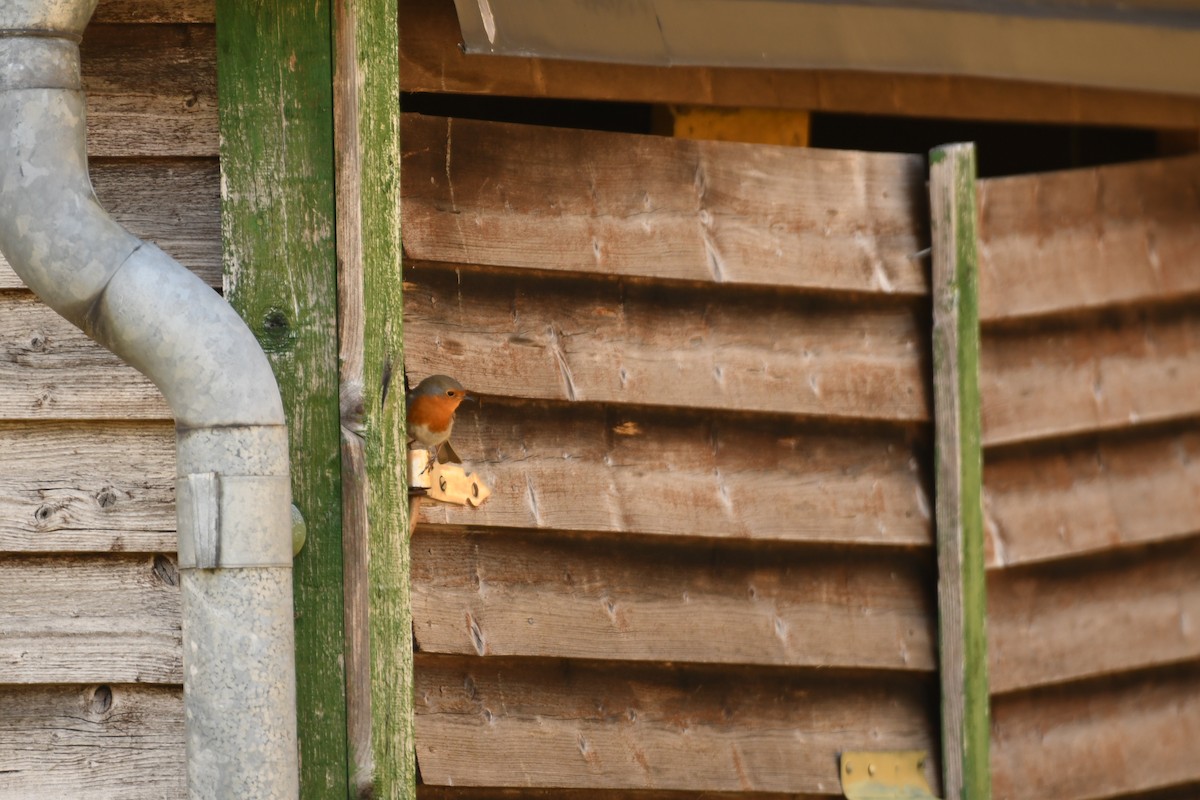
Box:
(215, 2, 350, 796)
(333, 0, 414, 796)
(929, 143, 991, 800)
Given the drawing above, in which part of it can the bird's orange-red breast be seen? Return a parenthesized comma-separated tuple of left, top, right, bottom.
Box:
(407, 374, 472, 463)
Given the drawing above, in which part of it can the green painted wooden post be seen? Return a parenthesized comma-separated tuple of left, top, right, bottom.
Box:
(333, 0, 414, 796)
(216, 2, 350, 796)
(929, 143, 991, 800)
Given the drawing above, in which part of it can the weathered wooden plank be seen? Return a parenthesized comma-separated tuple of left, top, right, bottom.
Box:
(413, 402, 932, 546)
(412, 530, 935, 671)
(991, 667, 1200, 800)
(0, 684, 184, 800)
(0, 159, 221, 290)
(401, 114, 929, 295)
(988, 538, 1200, 695)
(216, 0, 347, 795)
(94, 0, 214, 23)
(929, 144, 990, 800)
(984, 426, 1200, 568)
(419, 787, 831, 800)
(333, 0, 413, 795)
(981, 307, 1200, 447)
(82, 24, 218, 158)
(0, 421, 175, 554)
(404, 263, 929, 422)
(978, 155, 1200, 322)
(399, 0, 1200, 130)
(0, 292, 170, 420)
(0, 555, 181, 684)
(415, 655, 939, 794)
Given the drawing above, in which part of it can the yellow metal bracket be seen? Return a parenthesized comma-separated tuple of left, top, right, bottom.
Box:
(841, 751, 940, 800)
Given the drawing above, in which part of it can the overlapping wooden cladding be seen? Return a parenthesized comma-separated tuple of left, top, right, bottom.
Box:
(401, 113, 939, 795)
(0, 6, 205, 797)
(976, 155, 1200, 800)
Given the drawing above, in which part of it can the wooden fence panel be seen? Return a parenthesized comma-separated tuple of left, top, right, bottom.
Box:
(991, 668, 1200, 800)
(412, 530, 935, 671)
(0, 684, 185, 800)
(0, 422, 175, 554)
(0, 555, 181, 685)
(413, 401, 931, 547)
(404, 263, 928, 421)
(979, 156, 1200, 322)
(979, 154, 1200, 800)
(984, 426, 1200, 568)
(0, 292, 170, 421)
(401, 114, 929, 294)
(415, 655, 939, 795)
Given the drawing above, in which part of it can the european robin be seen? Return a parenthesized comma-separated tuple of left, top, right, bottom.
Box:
(407, 374, 473, 463)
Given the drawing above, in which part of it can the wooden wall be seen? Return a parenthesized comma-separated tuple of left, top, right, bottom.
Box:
(399, 114, 941, 796)
(977, 155, 1200, 800)
(0, 1, 216, 796)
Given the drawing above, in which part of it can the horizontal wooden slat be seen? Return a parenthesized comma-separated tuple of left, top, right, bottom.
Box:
(0, 684, 184, 800)
(0, 159, 221, 290)
(401, 114, 928, 295)
(412, 530, 935, 671)
(400, 0, 1200, 130)
(413, 402, 932, 547)
(988, 537, 1200, 694)
(984, 426, 1200, 567)
(94, 0, 214, 23)
(82, 24, 217, 158)
(419, 788, 829, 800)
(404, 263, 929, 422)
(0, 292, 169, 421)
(981, 307, 1200, 447)
(991, 667, 1200, 800)
(978, 155, 1200, 322)
(0, 422, 175, 554)
(0, 555, 181, 684)
(415, 655, 938, 794)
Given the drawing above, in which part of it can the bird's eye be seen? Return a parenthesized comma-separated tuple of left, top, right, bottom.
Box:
(446, 390, 456, 397)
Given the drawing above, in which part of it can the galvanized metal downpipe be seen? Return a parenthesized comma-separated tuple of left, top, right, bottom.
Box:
(0, 1, 299, 797)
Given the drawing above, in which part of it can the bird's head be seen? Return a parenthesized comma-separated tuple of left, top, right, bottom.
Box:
(410, 374, 474, 411)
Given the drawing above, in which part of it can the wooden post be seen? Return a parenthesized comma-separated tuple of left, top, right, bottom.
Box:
(215, 2, 349, 796)
(929, 143, 991, 800)
(334, 0, 414, 797)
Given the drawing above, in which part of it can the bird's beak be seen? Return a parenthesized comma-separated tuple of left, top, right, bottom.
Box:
(462, 391, 478, 403)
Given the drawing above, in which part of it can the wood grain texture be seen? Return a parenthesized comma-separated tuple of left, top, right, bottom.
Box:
(405, 263, 929, 422)
(0, 555, 181, 684)
(215, 0, 348, 793)
(984, 426, 1200, 568)
(0, 421, 175, 554)
(0, 684, 184, 800)
(399, 0, 1200, 129)
(981, 307, 1200, 447)
(0, 291, 170, 421)
(401, 114, 929, 295)
(988, 537, 1200, 695)
(0, 159, 221, 290)
(978, 155, 1200, 322)
(334, 0, 413, 794)
(412, 530, 935, 671)
(82, 24, 218, 158)
(929, 144, 990, 800)
(94, 0, 214, 23)
(413, 402, 932, 547)
(415, 655, 940, 794)
(991, 666, 1200, 800)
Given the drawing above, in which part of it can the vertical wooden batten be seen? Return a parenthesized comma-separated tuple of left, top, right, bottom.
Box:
(215, 1, 349, 796)
(930, 143, 991, 800)
(334, 0, 413, 797)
